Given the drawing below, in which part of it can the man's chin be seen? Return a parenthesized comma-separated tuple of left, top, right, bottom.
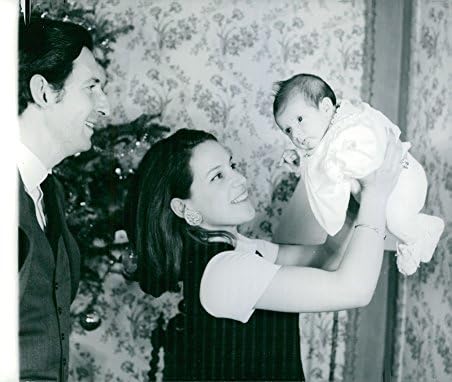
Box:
(74, 140, 93, 156)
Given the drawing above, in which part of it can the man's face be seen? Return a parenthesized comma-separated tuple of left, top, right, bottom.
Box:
(45, 47, 110, 157)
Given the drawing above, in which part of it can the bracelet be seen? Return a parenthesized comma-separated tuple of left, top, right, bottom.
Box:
(354, 223, 386, 240)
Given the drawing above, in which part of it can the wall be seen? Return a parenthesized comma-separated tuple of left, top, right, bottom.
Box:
(392, 0, 452, 381)
(68, 0, 369, 380)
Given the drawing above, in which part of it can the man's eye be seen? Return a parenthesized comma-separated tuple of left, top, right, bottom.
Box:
(297, 116, 303, 122)
(285, 127, 292, 134)
(231, 162, 237, 169)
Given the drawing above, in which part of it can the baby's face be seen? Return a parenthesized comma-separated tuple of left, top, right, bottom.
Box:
(275, 95, 333, 152)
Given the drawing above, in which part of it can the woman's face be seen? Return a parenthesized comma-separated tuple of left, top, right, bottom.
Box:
(185, 140, 255, 232)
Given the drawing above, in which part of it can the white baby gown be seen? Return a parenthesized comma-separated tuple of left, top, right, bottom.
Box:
(301, 100, 444, 275)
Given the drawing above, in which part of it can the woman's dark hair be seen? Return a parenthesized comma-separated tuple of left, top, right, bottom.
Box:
(125, 128, 235, 297)
(273, 73, 337, 117)
(126, 129, 236, 379)
(18, 16, 94, 115)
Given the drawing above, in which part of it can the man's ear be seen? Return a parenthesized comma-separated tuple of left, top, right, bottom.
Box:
(319, 97, 334, 114)
(170, 198, 185, 218)
(29, 74, 58, 108)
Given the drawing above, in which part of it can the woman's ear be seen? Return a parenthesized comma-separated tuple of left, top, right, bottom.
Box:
(170, 198, 185, 218)
(29, 74, 58, 108)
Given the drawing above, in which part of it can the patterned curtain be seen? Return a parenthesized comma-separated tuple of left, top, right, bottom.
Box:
(391, 1, 452, 381)
(69, 0, 371, 380)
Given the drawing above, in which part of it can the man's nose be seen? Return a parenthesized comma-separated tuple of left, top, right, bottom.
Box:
(96, 91, 110, 117)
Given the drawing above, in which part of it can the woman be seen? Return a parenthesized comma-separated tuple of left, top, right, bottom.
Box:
(125, 128, 404, 381)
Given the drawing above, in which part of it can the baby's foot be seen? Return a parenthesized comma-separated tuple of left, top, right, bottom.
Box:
(418, 215, 445, 262)
(396, 243, 421, 276)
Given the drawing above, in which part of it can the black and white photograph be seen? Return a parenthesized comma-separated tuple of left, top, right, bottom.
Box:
(1, 0, 451, 381)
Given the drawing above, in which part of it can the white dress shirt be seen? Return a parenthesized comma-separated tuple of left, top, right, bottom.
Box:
(17, 143, 50, 231)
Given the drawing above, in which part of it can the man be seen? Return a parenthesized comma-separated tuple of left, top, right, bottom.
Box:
(18, 17, 109, 381)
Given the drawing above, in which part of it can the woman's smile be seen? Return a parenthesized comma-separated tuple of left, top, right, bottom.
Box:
(231, 189, 249, 204)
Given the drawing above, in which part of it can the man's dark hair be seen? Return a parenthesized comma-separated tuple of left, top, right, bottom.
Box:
(273, 73, 337, 117)
(18, 17, 94, 115)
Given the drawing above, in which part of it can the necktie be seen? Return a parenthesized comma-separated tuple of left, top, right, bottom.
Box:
(41, 175, 60, 254)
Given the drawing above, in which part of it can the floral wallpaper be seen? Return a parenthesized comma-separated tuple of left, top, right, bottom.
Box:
(392, 0, 452, 381)
(68, 0, 369, 380)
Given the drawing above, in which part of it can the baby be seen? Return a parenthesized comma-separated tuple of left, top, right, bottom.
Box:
(273, 73, 444, 276)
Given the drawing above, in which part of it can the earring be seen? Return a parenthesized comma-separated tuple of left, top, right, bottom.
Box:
(184, 207, 202, 226)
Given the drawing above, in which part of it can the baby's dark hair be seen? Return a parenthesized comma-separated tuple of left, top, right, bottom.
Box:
(273, 73, 336, 117)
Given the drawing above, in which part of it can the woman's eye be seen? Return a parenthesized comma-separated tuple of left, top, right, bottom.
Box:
(230, 162, 237, 169)
(211, 172, 223, 181)
(297, 116, 303, 122)
(285, 127, 292, 134)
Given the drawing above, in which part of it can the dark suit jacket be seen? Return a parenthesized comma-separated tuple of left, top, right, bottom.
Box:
(19, 174, 81, 382)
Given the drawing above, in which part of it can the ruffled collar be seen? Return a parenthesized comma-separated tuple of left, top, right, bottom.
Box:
(302, 100, 360, 162)
(328, 99, 361, 129)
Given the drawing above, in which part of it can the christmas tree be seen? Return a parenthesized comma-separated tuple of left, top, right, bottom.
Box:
(27, 0, 170, 324)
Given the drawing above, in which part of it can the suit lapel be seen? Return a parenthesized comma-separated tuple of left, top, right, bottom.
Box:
(42, 175, 81, 300)
(18, 174, 54, 301)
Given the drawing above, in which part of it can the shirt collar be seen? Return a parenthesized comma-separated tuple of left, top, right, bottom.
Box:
(17, 142, 51, 193)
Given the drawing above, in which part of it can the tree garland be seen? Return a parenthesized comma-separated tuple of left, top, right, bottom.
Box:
(27, 0, 170, 329)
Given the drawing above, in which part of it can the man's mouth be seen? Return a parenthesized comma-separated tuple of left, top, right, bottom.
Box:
(231, 190, 248, 204)
(85, 120, 95, 130)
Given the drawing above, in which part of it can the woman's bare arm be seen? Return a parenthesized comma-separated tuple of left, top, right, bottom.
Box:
(255, 136, 403, 313)
(256, 190, 386, 312)
(275, 211, 355, 270)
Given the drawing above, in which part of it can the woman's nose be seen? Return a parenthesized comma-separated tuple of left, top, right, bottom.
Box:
(232, 170, 247, 186)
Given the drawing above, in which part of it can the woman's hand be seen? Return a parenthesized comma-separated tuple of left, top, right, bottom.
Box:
(359, 134, 405, 199)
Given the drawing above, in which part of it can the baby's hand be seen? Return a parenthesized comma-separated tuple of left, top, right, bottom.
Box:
(277, 149, 301, 173)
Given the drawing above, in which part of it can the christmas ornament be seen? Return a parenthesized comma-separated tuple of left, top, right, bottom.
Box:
(122, 250, 138, 280)
(79, 308, 102, 331)
(26, 0, 170, 330)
